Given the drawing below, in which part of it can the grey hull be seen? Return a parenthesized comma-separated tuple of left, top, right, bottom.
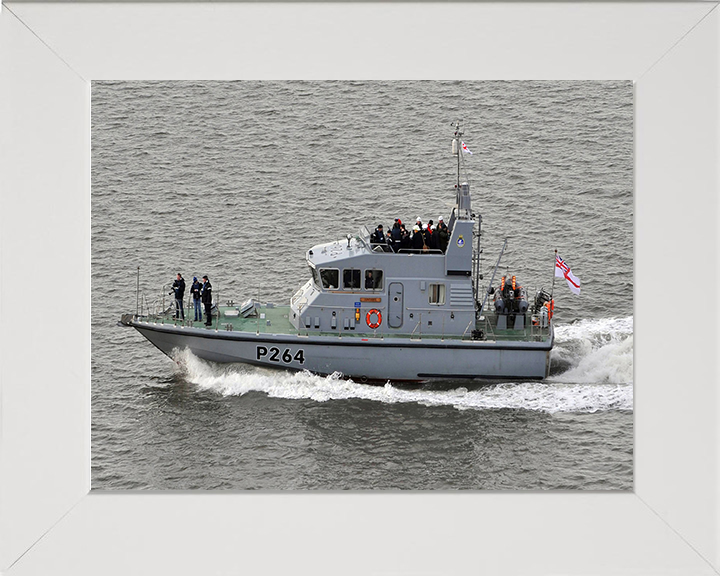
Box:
(132, 321, 553, 381)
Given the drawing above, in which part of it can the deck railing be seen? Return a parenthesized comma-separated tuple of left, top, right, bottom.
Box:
(135, 283, 552, 343)
(369, 245, 445, 255)
(136, 283, 223, 328)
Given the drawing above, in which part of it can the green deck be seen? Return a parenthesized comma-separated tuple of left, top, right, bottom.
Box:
(146, 305, 551, 343)
(149, 305, 297, 334)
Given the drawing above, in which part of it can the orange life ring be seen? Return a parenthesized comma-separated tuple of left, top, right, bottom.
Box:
(366, 309, 382, 329)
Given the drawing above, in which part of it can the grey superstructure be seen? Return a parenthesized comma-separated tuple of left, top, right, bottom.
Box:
(121, 124, 554, 381)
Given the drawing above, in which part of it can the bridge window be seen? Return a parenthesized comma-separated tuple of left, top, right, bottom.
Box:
(429, 283, 446, 305)
(309, 266, 321, 288)
(364, 269, 383, 291)
(319, 268, 340, 290)
(343, 269, 361, 290)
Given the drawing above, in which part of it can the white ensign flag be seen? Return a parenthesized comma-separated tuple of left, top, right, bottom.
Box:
(555, 254, 581, 295)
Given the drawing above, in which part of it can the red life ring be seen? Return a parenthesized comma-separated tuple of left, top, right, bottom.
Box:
(366, 309, 382, 329)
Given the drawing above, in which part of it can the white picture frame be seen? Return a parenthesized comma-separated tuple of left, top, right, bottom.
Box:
(1, 3, 718, 574)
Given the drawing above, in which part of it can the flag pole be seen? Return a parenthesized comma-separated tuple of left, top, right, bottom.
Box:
(550, 249, 557, 298)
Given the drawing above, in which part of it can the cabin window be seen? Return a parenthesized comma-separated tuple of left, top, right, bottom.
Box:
(319, 268, 340, 290)
(309, 266, 321, 288)
(364, 269, 383, 291)
(343, 269, 361, 290)
(429, 283, 446, 305)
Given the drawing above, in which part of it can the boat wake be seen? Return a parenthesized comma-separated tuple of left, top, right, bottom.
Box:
(550, 316, 633, 385)
(171, 317, 633, 414)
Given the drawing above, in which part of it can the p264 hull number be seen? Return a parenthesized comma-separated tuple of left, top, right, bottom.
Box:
(256, 346, 305, 365)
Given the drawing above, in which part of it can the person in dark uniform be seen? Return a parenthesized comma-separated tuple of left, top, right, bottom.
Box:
(424, 220, 434, 249)
(370, 224, 386, 247)
(437, 217, 449, 252)
(411, 225, 425, 250)
(428, 225, 439, 250)
(365, 270, 375, 289)
(201, 275, 213, 326)
(390, 220, 402, 253)
(502, 279, 515, 313)
(171, 273, 185, 319)
(400, 224, 411, 250)
(191, 276, 202, 322)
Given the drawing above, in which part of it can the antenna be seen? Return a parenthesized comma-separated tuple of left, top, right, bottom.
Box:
(452, 119, 464, 191)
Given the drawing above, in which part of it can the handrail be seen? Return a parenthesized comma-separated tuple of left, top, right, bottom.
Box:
(136, 266, 140, 316)
(410, 314, 422, 340)
(479, 238, 507, 316)
(482, 314, 497, 340)
(461, 319, 474, 340)
(142, 293, 151, 318)
(365, 247, 446, 255)
(355, 232, 373, 252)
(397, 248, 444, 255)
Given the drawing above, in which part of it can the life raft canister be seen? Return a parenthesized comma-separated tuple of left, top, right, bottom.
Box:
(366, 309, 382, 329)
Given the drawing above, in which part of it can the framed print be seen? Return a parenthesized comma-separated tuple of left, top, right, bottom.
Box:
(1, 3, 718, 575)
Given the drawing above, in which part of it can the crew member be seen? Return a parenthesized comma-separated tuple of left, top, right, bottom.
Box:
(201, 275, 213, 327)
(428, 224, 439, 250)
(390, 221, 402, 253)
(438, 217, 449, 252)
(171, 273, 185, 320)
(502, 279, 515, 313)
(365, 270, 375, 290)
(191, 276, 202, 322)
(400, 225, 411, 250)
(411, 225, 425, 250)
(423, 220, 436, 251)
(371, 224, 386, 247)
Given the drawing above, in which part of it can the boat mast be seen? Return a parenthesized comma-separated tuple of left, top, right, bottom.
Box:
(136, 266, 140, 317)
(474, 215, 482, 312)
(453, 120, 483, 312)
(452, 119, 463, 191)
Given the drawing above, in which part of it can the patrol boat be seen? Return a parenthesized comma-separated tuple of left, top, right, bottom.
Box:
(120, 124, 555, 382)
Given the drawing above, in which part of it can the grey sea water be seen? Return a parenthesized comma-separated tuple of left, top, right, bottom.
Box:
(92, 81, 633, 490)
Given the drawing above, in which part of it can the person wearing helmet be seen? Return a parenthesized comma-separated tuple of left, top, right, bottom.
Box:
(424, 220, 435, 250)
(411, 225, 425, 250)
(438, 216, 449, 252)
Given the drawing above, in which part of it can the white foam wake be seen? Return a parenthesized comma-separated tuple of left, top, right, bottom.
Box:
(551, 316, 633, 385)
(173, 349, 632, 414)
